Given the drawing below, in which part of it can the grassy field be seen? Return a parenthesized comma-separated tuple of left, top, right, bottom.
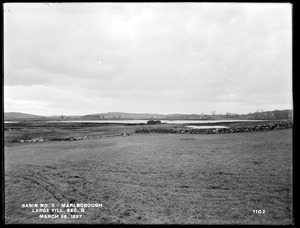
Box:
(4, 124, 293, 224)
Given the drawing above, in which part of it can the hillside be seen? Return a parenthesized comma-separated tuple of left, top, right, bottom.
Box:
(83, 112, 166, 120)
(4, 109, 293, 121)
(4, 112, 46, 120)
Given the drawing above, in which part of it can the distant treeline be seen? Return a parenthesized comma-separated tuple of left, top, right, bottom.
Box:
(80, 109, 293, 120)
(199, 109, 293, 120)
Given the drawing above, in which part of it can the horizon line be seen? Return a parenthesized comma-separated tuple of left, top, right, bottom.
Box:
(4, 108, 293, 117)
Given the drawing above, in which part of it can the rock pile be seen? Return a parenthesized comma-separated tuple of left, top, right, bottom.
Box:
(50, 136, 89, 141)
(16, 137, 44, 143)
(135, 122, 293, 135)
(121, 132, 133, 137)
(135, 128, 188, 134)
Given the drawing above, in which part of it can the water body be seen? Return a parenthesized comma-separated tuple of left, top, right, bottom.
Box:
(164, 120, 262, 124)
(46, 120, 149, 124)
(186, 125, 229, 129)
(46, 119, 262, 124)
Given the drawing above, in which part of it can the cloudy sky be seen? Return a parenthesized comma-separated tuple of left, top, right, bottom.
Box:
(4, 3, 292, 116)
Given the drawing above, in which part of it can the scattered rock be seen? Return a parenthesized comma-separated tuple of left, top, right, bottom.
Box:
(5, 128, 22, 131)
(121, 132, 133, 137)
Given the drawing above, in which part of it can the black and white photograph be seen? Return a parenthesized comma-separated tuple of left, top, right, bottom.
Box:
(3, 2, 293, 224)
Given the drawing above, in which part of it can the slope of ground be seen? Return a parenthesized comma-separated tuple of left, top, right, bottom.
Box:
(4, 128, 293, 224)
(4, 112, 46, 120)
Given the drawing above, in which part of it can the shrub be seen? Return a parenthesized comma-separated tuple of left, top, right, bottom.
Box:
(19, 132, 32, 140)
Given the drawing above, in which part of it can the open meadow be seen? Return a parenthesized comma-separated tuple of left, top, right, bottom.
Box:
(4, 122, 293, 224)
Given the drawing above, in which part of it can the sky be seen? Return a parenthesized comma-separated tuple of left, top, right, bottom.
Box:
(4, 3, 293, 116)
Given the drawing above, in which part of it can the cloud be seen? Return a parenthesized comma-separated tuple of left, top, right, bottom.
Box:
(4, 3, 292, 115)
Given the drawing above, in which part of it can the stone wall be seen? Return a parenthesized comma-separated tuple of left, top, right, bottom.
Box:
(135, 122, 293, 135)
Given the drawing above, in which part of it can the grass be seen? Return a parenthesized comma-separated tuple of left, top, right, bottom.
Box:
(4, 123, 293, 224)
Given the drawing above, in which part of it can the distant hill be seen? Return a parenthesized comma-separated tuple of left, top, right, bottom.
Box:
(4, 109, 293, 121)
(4, 112, 46, 120)
(83, 112, 213, 120)
(83, 112, 166, 120)
(83, 110, 293, 120)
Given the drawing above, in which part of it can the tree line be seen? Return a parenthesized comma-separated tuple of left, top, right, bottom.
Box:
(203, 109, 293, 120)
